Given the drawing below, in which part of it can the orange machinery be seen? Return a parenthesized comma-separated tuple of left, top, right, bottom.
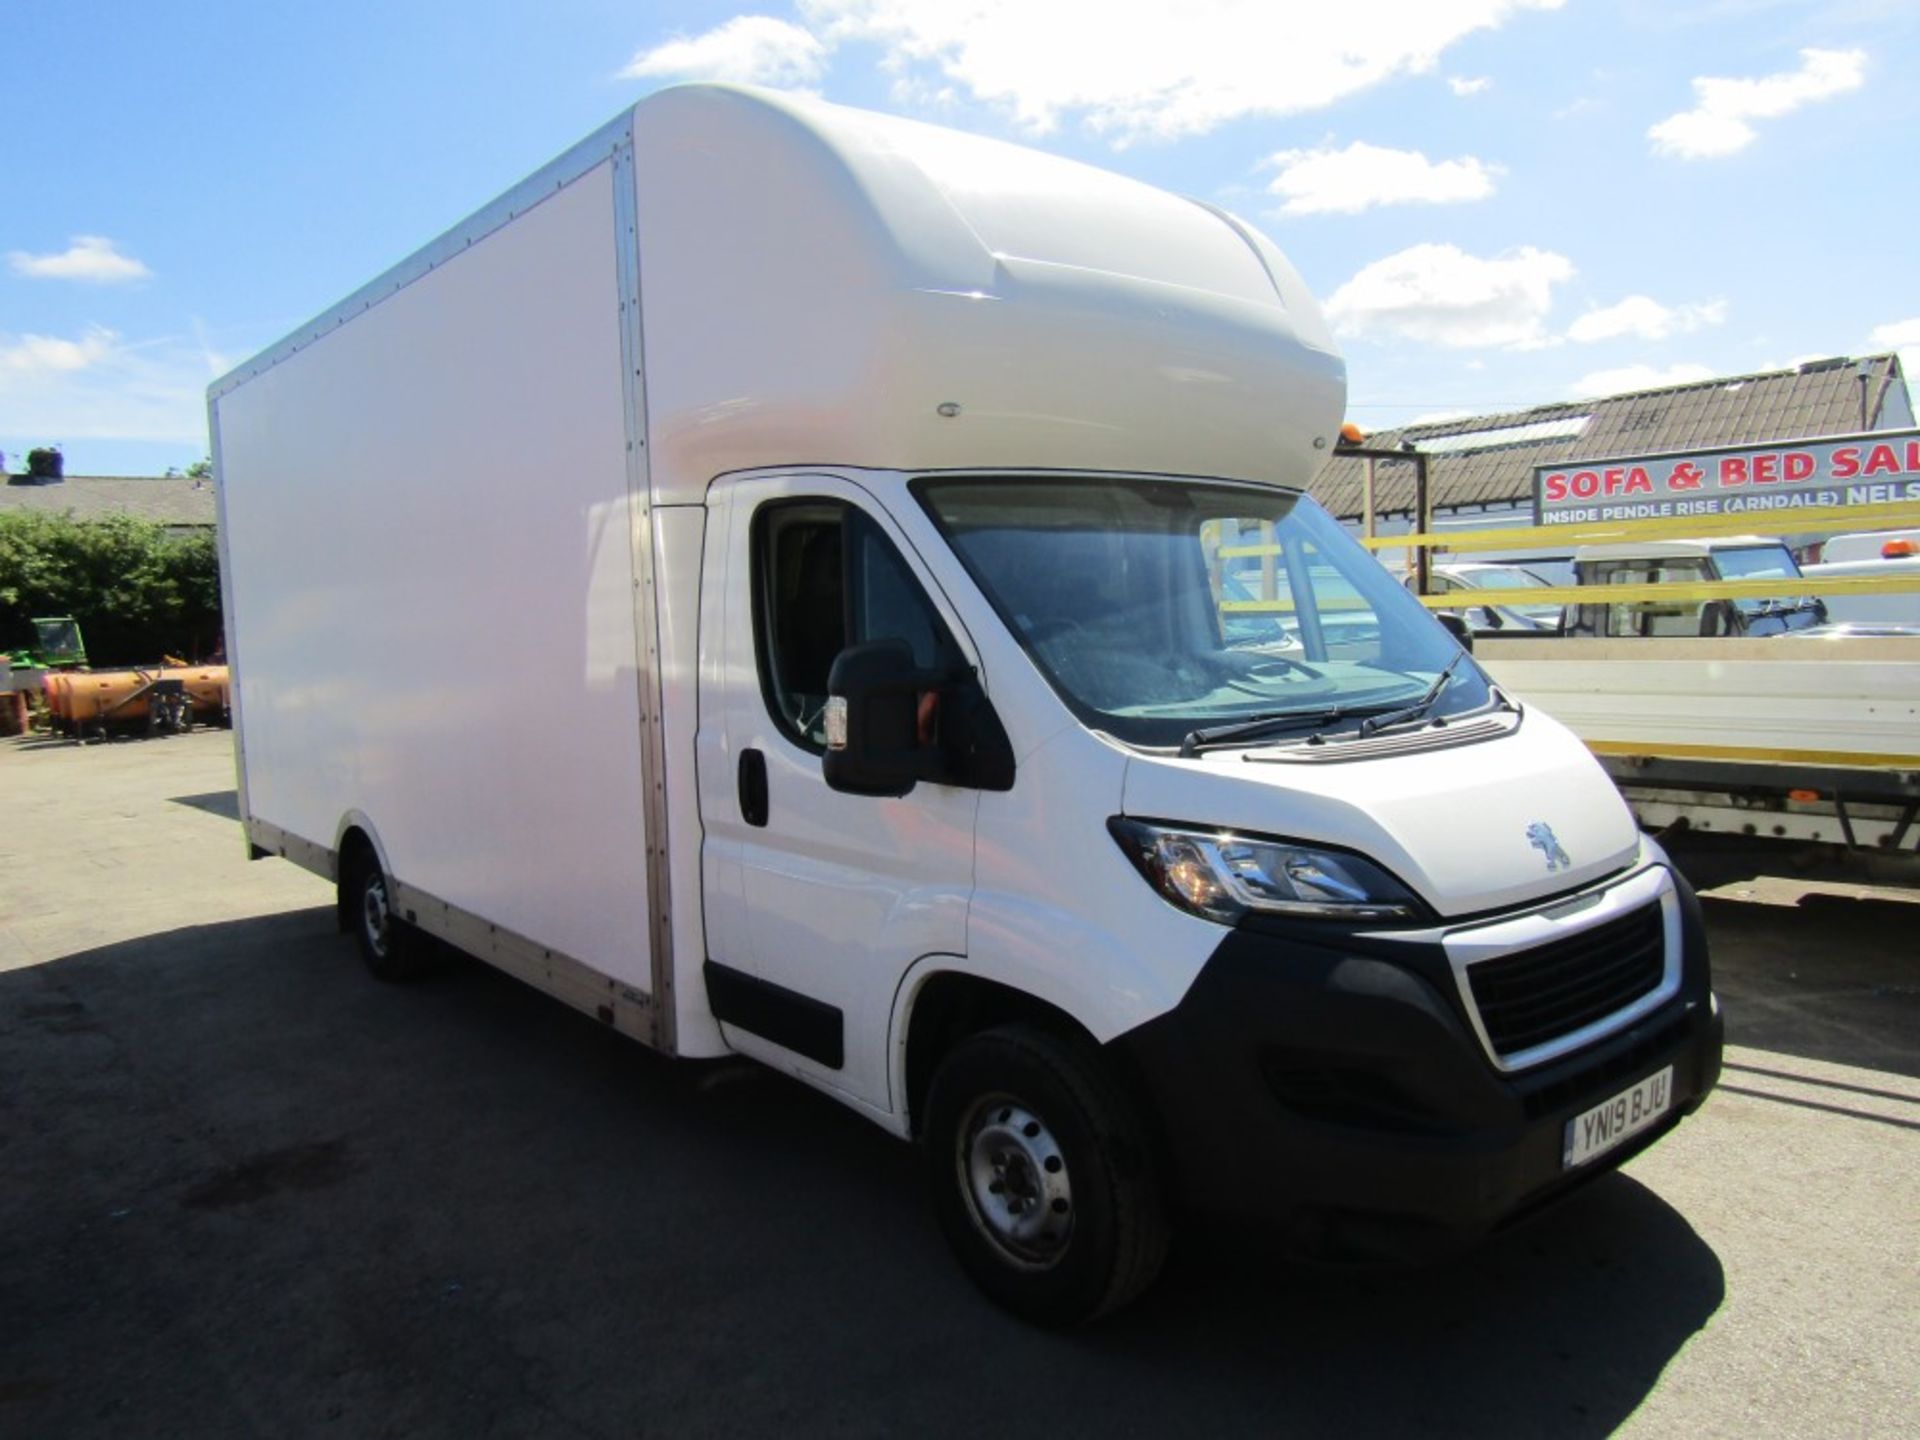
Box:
(42, 665, 230, 735)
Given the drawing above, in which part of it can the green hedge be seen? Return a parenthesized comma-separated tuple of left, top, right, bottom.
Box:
(0, 512, 223, 667)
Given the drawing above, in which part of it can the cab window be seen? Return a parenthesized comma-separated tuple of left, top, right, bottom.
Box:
(1596, 559, 1720, 637)
(753, 501, 962, 750)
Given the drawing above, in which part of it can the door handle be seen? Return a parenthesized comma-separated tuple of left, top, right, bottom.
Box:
(738, 748, 769, 827)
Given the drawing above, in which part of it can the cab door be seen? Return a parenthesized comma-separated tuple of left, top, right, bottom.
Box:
(697, 475, 980, 1112)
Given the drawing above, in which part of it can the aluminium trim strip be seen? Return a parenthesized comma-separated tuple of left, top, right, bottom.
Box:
(208, 109, 638, 402)
(243, 817, 659, 1044)
(245, 817, 334, 881)
(610, 131, 678, 1055)
(392, 878, 658, 1047)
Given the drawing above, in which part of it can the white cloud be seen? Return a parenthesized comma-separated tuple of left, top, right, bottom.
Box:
(622, 15, 827, 87)
(801, 0, 1565, 143)
(1448, 75, 1492, 96)
(0, 328, 213, 443)
(1567, 295, 1726, 343)
(8, 235, 151, 284)
(1870, 318, 1920, 350)
(0, 327, 118, 374)
(1568, 363, 1717, 399)
(1649, 47, 1866, 159)
(1263, 141, 1501, 215)
(1324, 243, 1575, 349)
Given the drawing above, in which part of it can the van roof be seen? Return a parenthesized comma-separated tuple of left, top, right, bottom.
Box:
(1820, 529, 1920, 564)
(216, 84, 1347, 506)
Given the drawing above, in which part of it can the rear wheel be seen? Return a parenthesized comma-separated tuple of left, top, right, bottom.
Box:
(924, 1024, 1168, 1325)
(343, 848, 433, 981)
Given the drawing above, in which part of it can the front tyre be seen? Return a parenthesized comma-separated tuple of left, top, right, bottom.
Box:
(924, 1024, 1168, 1325)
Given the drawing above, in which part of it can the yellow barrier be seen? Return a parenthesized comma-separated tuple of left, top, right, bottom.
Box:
(1407, 573, 1920, 607)
(1220, 598, 1374, 614)
(1347, 499, 1920, 553)
(1213, 502, 1920, 618)
(1220, 574, 1920, 613)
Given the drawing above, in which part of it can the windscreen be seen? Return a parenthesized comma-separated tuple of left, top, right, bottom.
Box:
(1461, 565, 1563, 625)
(1714, 545, 1799, 581)
(916, 476, 1491, 748)
(1715, 544, 1822, 632)
(1469, 565, 1554, 591)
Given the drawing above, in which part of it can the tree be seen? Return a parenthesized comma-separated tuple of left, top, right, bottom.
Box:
(0, 512, 223, 665)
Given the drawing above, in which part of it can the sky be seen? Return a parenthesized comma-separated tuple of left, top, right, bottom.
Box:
(4, 0, 1917, 476)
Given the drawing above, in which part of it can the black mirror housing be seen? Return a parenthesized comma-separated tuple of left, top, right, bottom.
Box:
(822, 640, 1015, 797)
(1435, 610, 1475, 653)
(823, 640, 924, 796)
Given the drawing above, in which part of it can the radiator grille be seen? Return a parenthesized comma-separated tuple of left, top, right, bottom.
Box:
(1466, 902, 1666, 1061)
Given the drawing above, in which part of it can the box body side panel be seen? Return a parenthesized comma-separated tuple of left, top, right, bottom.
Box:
(215, 162, 656, 993)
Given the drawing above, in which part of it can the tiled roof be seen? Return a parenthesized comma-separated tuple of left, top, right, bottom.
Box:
(0, 474, 218, 527)
(1312, 353, 1910, 520)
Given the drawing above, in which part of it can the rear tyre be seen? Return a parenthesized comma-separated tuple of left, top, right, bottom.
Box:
(344, 848, 433, 981)
(924, 1023, 1168, 1326)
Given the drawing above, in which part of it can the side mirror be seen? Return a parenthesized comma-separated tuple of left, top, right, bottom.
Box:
(1436, 610, 1475, 653)
(822, 640, 1015, 797)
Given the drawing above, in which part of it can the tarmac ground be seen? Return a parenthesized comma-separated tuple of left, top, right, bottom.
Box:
(2, 729, 1915, 1438)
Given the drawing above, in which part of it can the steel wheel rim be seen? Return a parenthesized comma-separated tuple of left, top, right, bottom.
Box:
(957, 1094, 1074, 1269)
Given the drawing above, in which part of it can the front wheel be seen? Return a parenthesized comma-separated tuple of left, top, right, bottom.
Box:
(924, 1024, 1168, 1325)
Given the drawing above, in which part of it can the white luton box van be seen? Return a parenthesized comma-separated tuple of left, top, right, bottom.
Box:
(211, 85, 1722, 1323)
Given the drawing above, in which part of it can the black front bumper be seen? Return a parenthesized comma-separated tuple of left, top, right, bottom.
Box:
(1110, 866, 1724, 1261)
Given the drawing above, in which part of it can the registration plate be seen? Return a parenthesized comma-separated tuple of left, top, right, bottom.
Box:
(1563, 1066, 1673, 1169)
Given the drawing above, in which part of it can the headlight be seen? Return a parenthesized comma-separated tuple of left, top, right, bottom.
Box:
(1108, 818, 1419, 924)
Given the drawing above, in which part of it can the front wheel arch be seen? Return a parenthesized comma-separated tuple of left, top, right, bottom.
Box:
(900, 970, 1098, 1138)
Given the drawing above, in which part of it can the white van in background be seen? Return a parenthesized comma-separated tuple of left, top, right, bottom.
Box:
(1813, 529, 1920, 565)
(211, 85, 1722, 1323)
(1801, 531, 1920, 627)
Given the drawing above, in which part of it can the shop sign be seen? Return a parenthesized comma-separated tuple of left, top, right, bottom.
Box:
(1533, 430, 1920, 525)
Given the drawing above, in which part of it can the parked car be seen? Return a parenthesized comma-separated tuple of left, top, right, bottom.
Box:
(1408, 562, 1564, 636)
(1565, 537, 1825, 638)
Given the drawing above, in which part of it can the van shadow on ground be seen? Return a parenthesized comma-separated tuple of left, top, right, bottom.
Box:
(1, 907, 1724, 1439)
(167, 788, 241, 821)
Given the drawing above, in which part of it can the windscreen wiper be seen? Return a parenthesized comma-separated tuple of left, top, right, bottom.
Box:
(1356, 651, 1466, 739)
(1180, 704, 1380, 758)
